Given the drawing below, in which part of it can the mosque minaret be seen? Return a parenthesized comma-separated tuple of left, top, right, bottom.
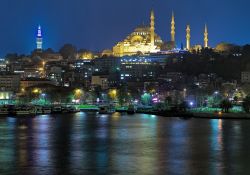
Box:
(110, 9, 208, 57)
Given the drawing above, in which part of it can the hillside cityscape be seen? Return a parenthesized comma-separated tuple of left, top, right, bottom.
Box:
(2, 1, 250, 174)
(1, 10, 250, 114)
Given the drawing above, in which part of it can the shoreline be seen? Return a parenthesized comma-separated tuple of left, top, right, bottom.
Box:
(136, 111, 250, 120)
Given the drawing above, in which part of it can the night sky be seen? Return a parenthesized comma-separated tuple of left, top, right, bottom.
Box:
(0, 0, 249, 56)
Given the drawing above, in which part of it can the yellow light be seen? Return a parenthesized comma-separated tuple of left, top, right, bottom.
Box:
(112, 89, 117, 96)
(74, 89, 83, 99)
(75, 89, 82, 94)
(109, 89, 117, 100)
(218, 111, 222, 115)
(33, 88, 40, 94)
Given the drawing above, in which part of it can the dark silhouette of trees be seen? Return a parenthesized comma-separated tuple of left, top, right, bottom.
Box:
(220, 99, 232, 113)
(59, 44, 77, 60)
(242, 96, 250, 113)
(164, 45, 250, 81)
(179, 101, 188, 112)
(44, 48, 55, 54)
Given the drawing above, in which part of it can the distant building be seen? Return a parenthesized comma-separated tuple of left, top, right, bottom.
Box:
(43, 53, 63, 62)
(241, 72, 250, 83)
(46, 66, 63, 86)
(91, 74, 109, 90)
(73, 60, 93, 78)
(20, 78, 54, 89)
(93, 57, 120, 73)
(14, 68, 41, 79)
(0, 60, 9, 72)
(73, 60, 94, 87)
(0, 74, 20, 92)
(120, 55, 163, 81)
(164, 72, 183, 83)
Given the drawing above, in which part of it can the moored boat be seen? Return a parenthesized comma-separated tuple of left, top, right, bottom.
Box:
(15, 106, 35, 116)
(0, 106, 9, 116)
(98, 105, 115, 114)
(42, 106, 52, 114)
(52, 106, 62, 114)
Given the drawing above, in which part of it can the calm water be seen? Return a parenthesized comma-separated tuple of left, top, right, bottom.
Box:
(0, 112, 250, 175)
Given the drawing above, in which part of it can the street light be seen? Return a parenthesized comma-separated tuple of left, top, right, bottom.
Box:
(74, 89, 83, 103)
(33, 88, 40, 94)
(214, 91, 219, 95)
(109, 89, 117, 100)
(75, 89, 82, 95)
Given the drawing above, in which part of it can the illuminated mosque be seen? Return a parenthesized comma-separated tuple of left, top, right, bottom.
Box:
(111, 10, 209, 57)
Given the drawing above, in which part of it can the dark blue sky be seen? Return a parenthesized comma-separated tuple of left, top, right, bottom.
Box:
(0, 0, 249, 56)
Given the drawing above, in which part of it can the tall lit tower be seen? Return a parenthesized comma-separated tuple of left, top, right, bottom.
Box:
(186, 25, 191, 50)
(150, 10, 155, 46)
(204, 24, 208, 48)
(36, 25, 43, 50)
(171, 11, 175, 42)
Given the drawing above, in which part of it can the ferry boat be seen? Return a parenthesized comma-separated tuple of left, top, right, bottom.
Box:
(52, 106, 62, 114)
(42, 106, 52, 114)
(0, 106, 9, 116)
(98, 105, 115, 114)
(65, 106, 79, 113)
(35, 106, 43, 115)
(15, 106, 33, 116)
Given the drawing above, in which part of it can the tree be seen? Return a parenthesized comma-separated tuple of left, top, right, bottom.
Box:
(242, 96, 250, 113)
(44, 48, 55, 54)
(141, 93, 151, 106)
(117, 86, 129, 106)
(179, 101, 188, 112)
(5, 53, 19, 62)
(164, 96, 172, 109)
(108, 89, 117, 101)
(215, 43, 240, 54)
(59, 44, 77, 60)
(220, 99, 232, 113)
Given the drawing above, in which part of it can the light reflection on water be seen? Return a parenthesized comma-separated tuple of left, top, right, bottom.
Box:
(0, 113, 250, 174)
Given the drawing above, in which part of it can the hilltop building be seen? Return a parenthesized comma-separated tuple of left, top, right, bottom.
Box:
(111, 10, 209, 56)
(36, 25, 43, 51)
(113, 10, 163, 57)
